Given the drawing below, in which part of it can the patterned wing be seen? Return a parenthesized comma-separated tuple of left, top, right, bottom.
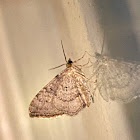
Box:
(95, 56, 140, 103)
(29, 67, 91, 117)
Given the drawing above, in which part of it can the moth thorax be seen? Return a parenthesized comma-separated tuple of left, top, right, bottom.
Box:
(66, 58, 73, 68)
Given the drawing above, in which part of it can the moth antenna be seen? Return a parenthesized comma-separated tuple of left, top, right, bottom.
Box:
(101, 30, 105, 55)
(49, 63, 65, 70)
(61, 40, 67, 62)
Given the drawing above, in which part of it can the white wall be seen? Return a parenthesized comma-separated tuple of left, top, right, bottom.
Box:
(0, 0, 140, 140)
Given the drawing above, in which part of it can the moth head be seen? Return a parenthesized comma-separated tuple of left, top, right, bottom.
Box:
(66, 58, 73, 68)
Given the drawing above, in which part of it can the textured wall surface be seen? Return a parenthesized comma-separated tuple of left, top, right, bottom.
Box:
(0, 0, 140, 140)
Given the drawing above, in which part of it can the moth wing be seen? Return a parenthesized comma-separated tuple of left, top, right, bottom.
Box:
(29, 67, 90, 117)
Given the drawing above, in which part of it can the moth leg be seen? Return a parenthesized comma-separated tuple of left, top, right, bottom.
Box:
(88, 79, 97, 103)
(76, 58, 93, 69)
(73, 51, 94, 63)
(90, 94, 94, 103)
(78, 92, 88, 107)
(73, 51, 87, 63)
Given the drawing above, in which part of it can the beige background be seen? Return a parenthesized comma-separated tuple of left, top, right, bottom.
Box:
(0, 0, 140, 140)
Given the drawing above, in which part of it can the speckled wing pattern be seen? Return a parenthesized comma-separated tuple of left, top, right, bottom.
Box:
(94, 54, 140, 103)
(29, 66, 91, 117)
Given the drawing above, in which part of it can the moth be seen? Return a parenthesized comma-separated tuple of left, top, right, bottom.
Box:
(29, 41, 92, 118)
